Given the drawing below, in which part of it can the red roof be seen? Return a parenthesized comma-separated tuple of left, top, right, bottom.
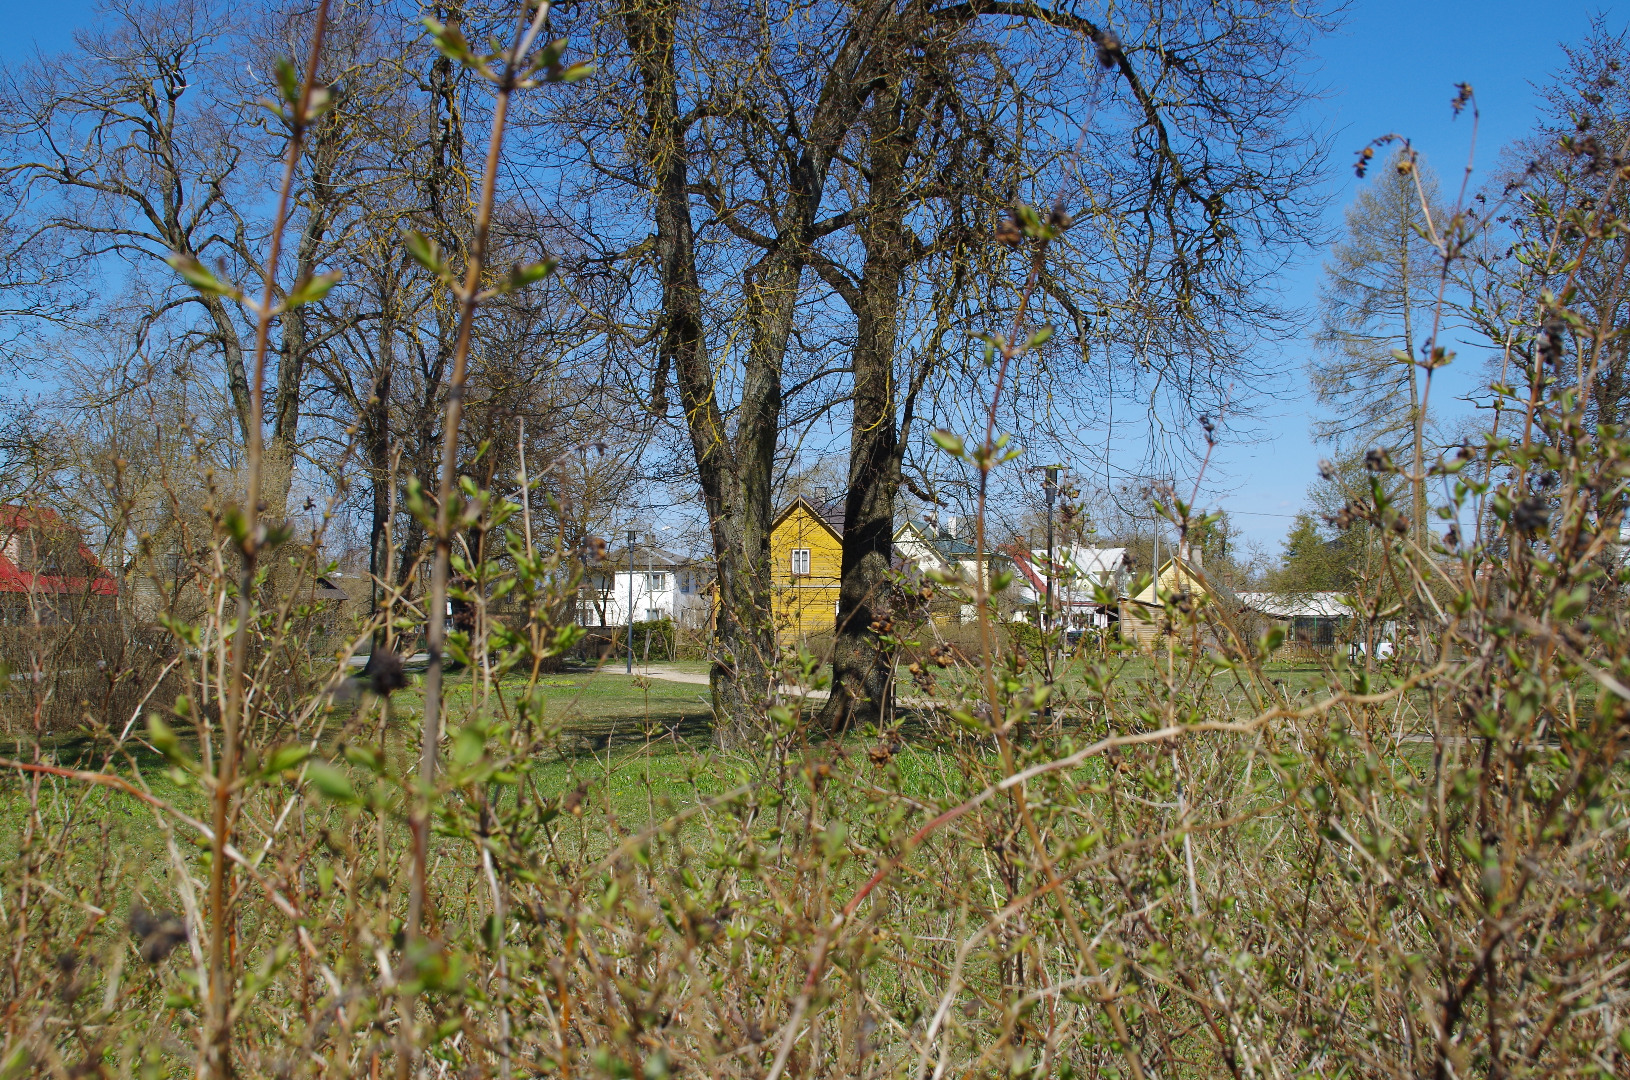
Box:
(0, 506, 117, 596)
(1002, 544, 1048, 593)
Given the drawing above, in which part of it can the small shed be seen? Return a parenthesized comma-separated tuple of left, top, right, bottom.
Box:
(1237, 591, 1354, 649)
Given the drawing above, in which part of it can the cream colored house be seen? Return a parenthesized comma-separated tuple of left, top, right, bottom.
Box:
(1118, 553, 1233, 651)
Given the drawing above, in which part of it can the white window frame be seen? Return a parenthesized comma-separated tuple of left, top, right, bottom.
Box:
(791, 548, 811, 576)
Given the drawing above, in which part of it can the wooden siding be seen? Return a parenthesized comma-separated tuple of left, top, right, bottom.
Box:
(770, 499, 842, 644)
(1119, 558, 1214, 652)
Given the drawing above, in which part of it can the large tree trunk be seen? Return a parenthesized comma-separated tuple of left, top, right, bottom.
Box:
(622, 0, 775, 741)
(621, 0, 885, 742)
(822, 314, 901, 731)
(711, 249, 801, 738)
(821, 213, 906, 731)
(818, 72, 939, 733)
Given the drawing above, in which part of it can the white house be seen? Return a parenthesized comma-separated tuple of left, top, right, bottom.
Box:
(895, 517, 988, 579)
(580, 546, 711, 627)
(895, 517, 1009, 622)
(1010, 546, 1129, 628)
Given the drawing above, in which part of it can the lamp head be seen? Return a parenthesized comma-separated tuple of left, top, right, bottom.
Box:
(1041, 465, 1061, 502)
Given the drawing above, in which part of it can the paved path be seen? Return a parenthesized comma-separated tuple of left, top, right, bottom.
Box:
(628, 665, 837, 701)
(346, 656, 716, 686)
(342, 657, 865, 705)
(626, 665, 711, 686)
(628, 666, 831, 700)
(628, 667, 946, 709)
(346, 653, 430, 668)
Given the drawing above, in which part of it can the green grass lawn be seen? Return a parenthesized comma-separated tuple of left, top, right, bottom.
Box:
(397, 661, 719, 745)
(0, 647, 1495, 910)
(0, 653, 992, 887)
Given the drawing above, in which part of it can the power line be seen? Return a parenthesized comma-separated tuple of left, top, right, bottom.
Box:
(1217, 507, 1467, 532)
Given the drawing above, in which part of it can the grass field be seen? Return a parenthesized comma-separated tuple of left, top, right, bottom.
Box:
(0, 647, 1425, 892)
(1, 641, 1619, 1079)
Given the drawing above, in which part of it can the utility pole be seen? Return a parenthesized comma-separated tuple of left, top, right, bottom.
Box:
(1041, 466, 1061, 726)
(626, 529, 636, 674)
(1151, 505, 1160, 587)
(1043, 466, 1060, 632)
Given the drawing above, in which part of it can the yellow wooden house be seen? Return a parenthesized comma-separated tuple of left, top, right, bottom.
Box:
(1114, 553, 1238, 654)
(1119, 554, 1214, 651)
(769, 497, 843, 645)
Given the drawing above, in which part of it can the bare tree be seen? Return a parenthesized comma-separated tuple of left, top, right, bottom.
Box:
(1314, 151, 1447, 548)
(0, 0, 384, 522)
(818, 0, 1335, 731)
(529, 0, 898, 739)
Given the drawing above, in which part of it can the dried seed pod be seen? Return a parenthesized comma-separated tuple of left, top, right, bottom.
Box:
(1511, 495, 1550, 534)
(368, 650, 407, 696)
(130, 905, 188, 964)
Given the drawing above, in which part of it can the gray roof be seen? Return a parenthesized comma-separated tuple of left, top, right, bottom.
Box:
(601, 546, 699, 569)
(901, 519, 985, 560)
(1029, 546, 1128, 577)
(1238, 591, 1355, 619)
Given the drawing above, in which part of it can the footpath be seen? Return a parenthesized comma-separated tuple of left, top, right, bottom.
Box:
(347, 655, 859, 703)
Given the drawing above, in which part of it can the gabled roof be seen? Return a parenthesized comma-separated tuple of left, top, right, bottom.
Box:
(0, 505, 117, 597)
(601, 545, 700, 570)
(933, 534, 981, 559)
(895, 519, 940, 548)
(1003, 544, 1048, 593)
(1132, 556, 1241, 612)
(313, 575, 349, 600)
(1036, 546, 1128, 577)
(897, 519, 998, 562)
(773, 496, 843, 542)
(1006, 544, 1123, 605)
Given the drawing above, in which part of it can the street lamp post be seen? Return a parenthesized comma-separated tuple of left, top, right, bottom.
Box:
(645, 533, 656, 665)
(626, 529, 636, 675)
(1041, 466, 1061, 727)
(1042, 466, 1060, 631)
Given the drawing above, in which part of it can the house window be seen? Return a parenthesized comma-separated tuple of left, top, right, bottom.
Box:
(791, 549, 811, 576)
(644, 572, 667, 591)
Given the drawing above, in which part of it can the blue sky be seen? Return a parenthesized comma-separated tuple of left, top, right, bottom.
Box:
(0, 0, 1615, 550)
(0, 0, 92, 59)
(1208, 1, 1609, 550)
